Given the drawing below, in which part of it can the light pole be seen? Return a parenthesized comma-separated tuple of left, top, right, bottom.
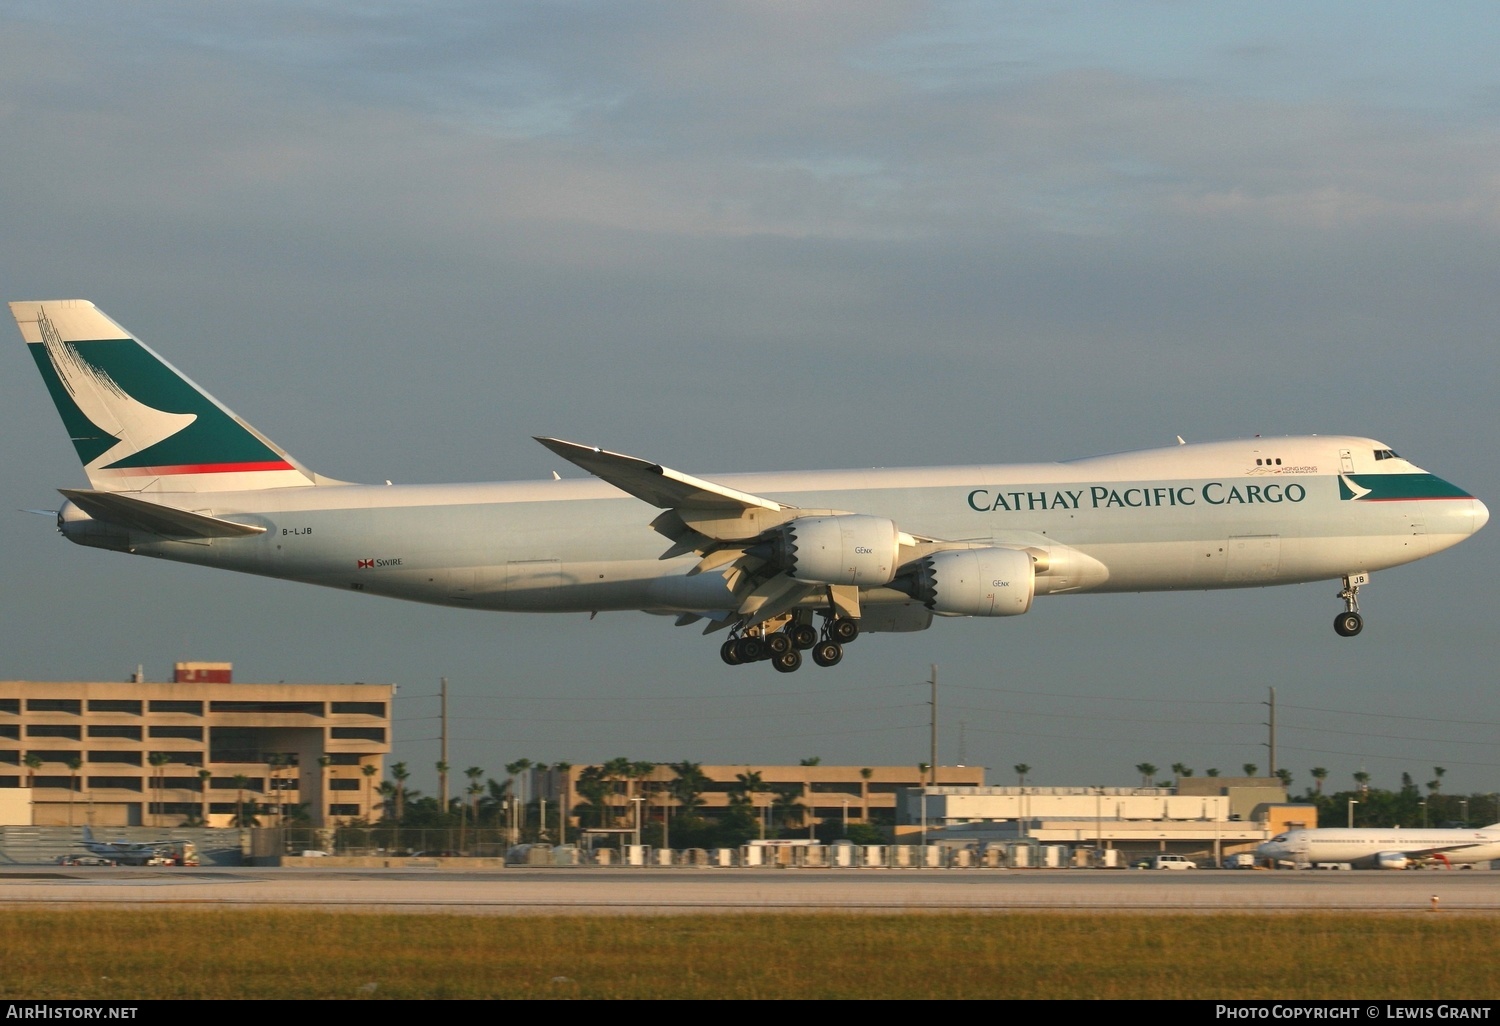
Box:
(1421, 798, 1428, 828)
(1348, 799, 1358, 828)
(842, 800, 849, 834)
(630, 796, 644, 848)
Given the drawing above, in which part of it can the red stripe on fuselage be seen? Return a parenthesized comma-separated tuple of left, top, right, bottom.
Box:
(96, 460, 296, 476)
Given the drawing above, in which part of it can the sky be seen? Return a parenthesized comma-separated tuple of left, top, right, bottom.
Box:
(2, 1, 1498, 802)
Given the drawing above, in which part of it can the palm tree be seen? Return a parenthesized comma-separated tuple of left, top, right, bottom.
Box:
(669, 761, 707, 818)
(732, 770, 767, 840)
(1353, 770, 1371, 795)
(317, 755, 332, 824)
(1205, 768, 1220, 777)
(799, 756, 822, 766)
(600, 757, 631, 827)
(1274, 768, 1292, 788)
(1242, 764, 1258, 778)
(1310, 767, 1328, 795)
(148, 752, 171, 827)
(267, 753, 289, 825)
(23, 753, 42, 789)
(505, 759, 534, 831)
(390, 762, 410, 824)
(1432, 767, 1446, 795)
(232, 773, 250, 827)
(66, 756, 83, 826)
(198, 768, 213, 825)
(1171, 762, 1192, 779)
(1135, 762, 1158, 787)
(551, 762, 573, 844)
(361, 763, 378, 822)
(1013, 764, 1031, 786)
(772, 784, 805, 830)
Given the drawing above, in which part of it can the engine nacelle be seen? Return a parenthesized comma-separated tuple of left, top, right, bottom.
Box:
(754, 514, 903, 587)
(1374, 851, 1411, 871)
(897, 547, 1035, 617)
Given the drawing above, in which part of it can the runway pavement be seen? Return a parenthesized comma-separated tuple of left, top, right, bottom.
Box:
(0, 865, 1496, 915)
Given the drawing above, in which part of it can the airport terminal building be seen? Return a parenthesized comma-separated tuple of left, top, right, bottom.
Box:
(0, 663, 392, 827)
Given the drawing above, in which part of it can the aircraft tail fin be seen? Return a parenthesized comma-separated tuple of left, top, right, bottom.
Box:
(82, 826, 94, 842)
(12, 300, 324, 493)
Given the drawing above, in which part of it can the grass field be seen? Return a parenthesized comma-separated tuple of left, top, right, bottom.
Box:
(1, 909, 1495, 999)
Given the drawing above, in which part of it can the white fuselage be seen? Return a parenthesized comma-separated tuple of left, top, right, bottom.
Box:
(63, 435, 1487, 621)
(1258, 827, 1500, 868)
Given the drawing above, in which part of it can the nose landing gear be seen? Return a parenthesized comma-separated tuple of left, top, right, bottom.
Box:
(1334, 573, 1368, 637)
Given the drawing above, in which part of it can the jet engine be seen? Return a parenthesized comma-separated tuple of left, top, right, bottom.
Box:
(1374, 851, 1411, 871)
(748, 514, 903, 587)
(893, 547, 1035, 616)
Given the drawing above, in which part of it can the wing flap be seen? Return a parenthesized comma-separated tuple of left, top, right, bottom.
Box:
(60, 488, 266, 539)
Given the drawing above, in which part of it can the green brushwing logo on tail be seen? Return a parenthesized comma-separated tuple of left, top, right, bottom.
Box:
(28, 310, 290, 474)
(1338, 474, 1472, 501)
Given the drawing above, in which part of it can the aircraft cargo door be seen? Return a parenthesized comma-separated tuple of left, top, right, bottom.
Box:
(1224, 535, 1281, 583)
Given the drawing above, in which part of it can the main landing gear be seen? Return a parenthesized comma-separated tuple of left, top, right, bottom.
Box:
(719, 613, 860, 672)
(1334, 573, 1367, 637)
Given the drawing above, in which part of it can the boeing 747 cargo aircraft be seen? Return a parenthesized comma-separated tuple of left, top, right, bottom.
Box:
(13, 300, 1489, 671)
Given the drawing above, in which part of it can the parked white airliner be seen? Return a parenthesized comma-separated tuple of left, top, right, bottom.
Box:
(13, 300, 1489, 671)
(1258, 825, 1500, 870)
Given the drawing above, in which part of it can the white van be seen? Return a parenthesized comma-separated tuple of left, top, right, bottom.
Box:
(1150, 854, 1197, 870)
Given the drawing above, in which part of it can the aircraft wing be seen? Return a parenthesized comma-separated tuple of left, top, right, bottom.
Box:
(535, 437, 935, 630)
(60, 489, 267, 539)
(1400, 842, 1491, 859)
(535, 437, 787, 512)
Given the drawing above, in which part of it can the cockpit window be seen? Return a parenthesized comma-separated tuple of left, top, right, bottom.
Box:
(1373, 449, 1401, 461)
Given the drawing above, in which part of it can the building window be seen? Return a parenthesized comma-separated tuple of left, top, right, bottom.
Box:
(0, 725, 18, 740)
(330, 727, 385, 742)
(209, 701, 324, 716)
(164, 776, 205, 790)
(88, 700, 142, 715)
(0, 699, 19, 715)
(329, 778, 362, 791)
(330, 702, 386, 716)
(34, 776, 77, 790)
(149, 701, 203, 715)
(24, 751, 78, 764)
(328, 753, 365, 765)
(0, 776, 18, 788)
(88, 725, 143, 740)
(149, 726, 204, 741)
(88, 751, 143, 766)
(329, 804, 361, 817)
(27, 725, 81, 740)
(88, 776, 143, 791)
(27, 699, 81, 715)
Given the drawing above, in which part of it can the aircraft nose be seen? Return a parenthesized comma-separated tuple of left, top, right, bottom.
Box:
(1474, 497, 1490, 535)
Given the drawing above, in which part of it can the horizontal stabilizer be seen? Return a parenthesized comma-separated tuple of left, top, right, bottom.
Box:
(60, 488, 266, 539)
(535, 437, 786, 512)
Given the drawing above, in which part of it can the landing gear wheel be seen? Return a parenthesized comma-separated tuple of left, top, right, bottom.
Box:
(735, 637, 765, 662)
(772, 649, 802, 673)
(766, 632, 793, 656)
(720, 639, 743, 665)
(791, 624, 819, 650)
(829, 618, 860, 643)
(1334, 612, 1363, 637)
(811, 641, 843, 667)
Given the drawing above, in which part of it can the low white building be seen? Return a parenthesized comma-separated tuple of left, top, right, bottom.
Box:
(899, 781, 1313, 860)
